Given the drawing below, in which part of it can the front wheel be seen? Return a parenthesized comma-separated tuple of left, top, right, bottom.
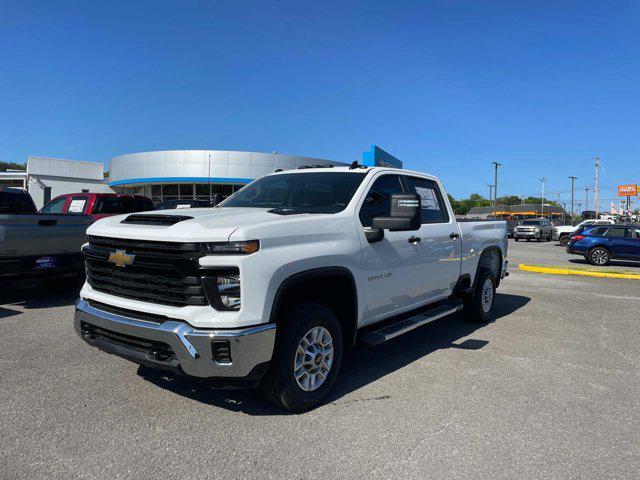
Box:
(463, 268, 496, 323)
(587, 247, 611, 266)
(559, 235, 570, 246)
(260, 302, 343, 411)
(514, 238, 520, 242)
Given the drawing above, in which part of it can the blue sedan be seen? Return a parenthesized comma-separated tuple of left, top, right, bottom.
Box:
(567, 224, 640, 266)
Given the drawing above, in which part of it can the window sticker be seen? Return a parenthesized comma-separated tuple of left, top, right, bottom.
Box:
(415, 186, 440, 210)
(68, 199, 86, 213)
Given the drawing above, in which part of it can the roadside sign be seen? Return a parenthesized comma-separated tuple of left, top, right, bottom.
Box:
(617, 184, 638, 196)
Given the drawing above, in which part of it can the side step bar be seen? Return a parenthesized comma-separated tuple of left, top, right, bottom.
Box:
(359, 302, 464, 346)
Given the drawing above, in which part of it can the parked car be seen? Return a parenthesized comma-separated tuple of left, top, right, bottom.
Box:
(1, 188, 90, 290)
(155, 198, 213, 210)
(553, 219, 615, 246)
(41, 193, 153, 222)
(74, 165, 508, 411)
(513, 219, 553, 242)
(567, 224, 640, 266)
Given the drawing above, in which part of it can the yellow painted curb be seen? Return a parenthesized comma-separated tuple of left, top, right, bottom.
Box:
(518, 264, 640, 280)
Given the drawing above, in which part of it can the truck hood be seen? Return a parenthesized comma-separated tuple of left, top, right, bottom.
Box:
(86, 207, 332, 243)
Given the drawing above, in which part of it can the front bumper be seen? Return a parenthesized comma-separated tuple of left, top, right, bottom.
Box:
(514, 231, 540, 239)
(74, 299, 276, 380)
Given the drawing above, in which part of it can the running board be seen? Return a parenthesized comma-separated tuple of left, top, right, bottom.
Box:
(359, 303, 464, 346)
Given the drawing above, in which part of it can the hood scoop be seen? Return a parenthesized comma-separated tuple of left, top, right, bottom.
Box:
(120, 214, 193, 226)
(268, 207, 304, 216)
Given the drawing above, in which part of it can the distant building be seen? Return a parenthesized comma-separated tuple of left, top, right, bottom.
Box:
(0, 156, 113, 209)
(107, 145, 402, 203)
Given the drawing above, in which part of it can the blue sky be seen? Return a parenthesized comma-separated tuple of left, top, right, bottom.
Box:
(0, 0, 638, 207)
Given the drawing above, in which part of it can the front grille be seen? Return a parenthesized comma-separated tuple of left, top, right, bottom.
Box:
(84, 236, 207, 306)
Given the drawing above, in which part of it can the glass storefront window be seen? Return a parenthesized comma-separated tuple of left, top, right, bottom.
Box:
(163, 184, 178, 199)
(179, 184, 193, 199)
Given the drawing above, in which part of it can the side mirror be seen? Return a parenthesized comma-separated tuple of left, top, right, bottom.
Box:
(371, 193, 421, 232)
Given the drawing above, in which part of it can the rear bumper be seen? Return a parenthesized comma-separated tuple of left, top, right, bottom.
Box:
(0, 253, 83, 278)
(74, 299, 276, 380)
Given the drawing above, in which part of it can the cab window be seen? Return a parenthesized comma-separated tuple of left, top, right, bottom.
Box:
(359, 175, 404, 227)
(403, 176, 449, 224)
(41, 196, 67, 214)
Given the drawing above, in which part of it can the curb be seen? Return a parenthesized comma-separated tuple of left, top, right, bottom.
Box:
(518, 264, 640, 281)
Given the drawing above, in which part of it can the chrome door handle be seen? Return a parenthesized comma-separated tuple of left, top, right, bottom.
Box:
(408, 236, 421, 244)
(450, 232, 460, 239)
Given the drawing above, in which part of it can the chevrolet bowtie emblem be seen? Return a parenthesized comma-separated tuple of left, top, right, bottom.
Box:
(108, 249, 135, 267)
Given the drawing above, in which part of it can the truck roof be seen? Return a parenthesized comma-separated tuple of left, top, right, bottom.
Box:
(270, 165, 435, 179)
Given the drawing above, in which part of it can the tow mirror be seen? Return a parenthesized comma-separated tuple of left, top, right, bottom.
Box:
(371, 193, 421, 232)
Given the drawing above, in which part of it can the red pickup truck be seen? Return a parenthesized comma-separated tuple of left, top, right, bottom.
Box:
(41, 193, 153, 221)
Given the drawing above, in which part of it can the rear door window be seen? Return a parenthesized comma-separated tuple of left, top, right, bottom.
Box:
(0, 191, 36, 214)
(93, 197, 126, 214)
(403, 176, 449, 224)
(609, 227, 632, 238)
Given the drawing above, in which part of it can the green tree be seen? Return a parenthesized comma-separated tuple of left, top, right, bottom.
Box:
(0, 161, 26, 171)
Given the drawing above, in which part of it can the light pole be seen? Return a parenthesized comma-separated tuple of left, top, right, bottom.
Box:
(568, 176, 577, 225)
(492, 162, 501, 217)
(486, 184, 494, 205)
(540, 177, 548, 218)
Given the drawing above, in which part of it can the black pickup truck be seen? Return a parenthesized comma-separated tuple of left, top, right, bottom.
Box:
(0, 188, 91, 290)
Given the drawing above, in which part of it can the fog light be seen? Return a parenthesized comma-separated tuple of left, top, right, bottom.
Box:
(202, 269, 241, 311)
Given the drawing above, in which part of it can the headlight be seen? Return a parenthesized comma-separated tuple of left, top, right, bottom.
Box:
(201, 240, 259, 255)
(202, 268, 242, 311)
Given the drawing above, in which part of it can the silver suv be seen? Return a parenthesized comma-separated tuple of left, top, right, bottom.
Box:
(514, 219, 553, 242)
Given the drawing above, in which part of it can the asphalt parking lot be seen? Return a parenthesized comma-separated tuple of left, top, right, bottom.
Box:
(1, 241, 639, 479)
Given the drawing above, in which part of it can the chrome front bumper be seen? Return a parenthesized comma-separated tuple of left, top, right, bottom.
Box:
(74, 299, 276, 378)
(513, 230, 540, 238)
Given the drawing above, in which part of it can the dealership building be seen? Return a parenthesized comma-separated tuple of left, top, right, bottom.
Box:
(108, 145, 402, 203)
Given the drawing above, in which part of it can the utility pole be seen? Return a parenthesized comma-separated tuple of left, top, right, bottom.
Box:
(562, 202, 567, 225)
(492, 162, 501, 218)
(568, 176, 577, 224)
(594, 156, 600, 216)
(486, 184, 494, 205)
(585, 187, 589, 213)
(540, 177, 548, 218)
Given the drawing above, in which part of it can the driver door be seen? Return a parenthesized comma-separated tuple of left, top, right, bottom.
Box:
(358, 174, 424, 325)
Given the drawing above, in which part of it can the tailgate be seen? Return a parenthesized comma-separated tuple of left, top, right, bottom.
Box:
(0, 214, 91, 257)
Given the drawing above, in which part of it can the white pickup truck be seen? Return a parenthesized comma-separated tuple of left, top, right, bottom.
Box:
(75, 165, 508, 410)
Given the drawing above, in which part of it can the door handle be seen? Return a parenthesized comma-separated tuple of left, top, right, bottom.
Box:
(408, 236, 421, 244)
(449, 232, 460, 239)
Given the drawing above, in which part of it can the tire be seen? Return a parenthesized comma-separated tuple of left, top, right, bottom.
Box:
(559, 236, 570, 246)
(463, 268, 496, 323)
(547, 232, 552, 241)
(514, 238, 520, 242)
(587, 247, 611, 266)
(43, 271, 84, 293)
(260, 302, 343, 412)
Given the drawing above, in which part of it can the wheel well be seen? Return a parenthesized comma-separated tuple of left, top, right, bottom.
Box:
(270, 268, 358, 346)
(477, 247, 502, 287)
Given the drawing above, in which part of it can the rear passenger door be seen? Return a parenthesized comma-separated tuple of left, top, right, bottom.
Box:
(607, 227, 635, 258)
(403, 176, 461, 301)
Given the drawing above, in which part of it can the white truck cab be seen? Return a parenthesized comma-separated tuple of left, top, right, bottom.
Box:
(75, 165, 508, 410)
(553, 219, 615, 245)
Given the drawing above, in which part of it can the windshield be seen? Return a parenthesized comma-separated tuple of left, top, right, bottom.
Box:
(219, 172, 367, 213)
(522, 220, 542, 225)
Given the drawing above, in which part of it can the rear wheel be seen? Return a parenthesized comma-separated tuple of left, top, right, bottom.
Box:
(514, 238, 520, 242)
(587, 247, 610, 266)
(463, 268, 496, 323)
(260, 302, 343, 411)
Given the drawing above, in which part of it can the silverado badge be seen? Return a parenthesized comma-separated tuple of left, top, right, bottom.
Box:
(108, 249, 135, 267)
